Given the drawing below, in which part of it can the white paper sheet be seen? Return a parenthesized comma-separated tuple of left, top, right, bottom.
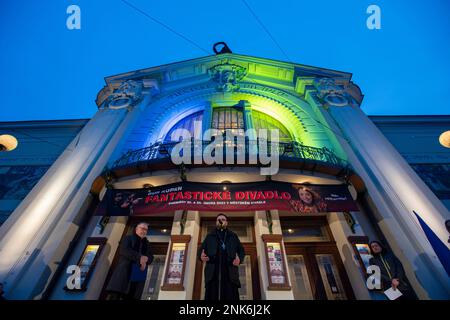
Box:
(384, 287, 403, 300)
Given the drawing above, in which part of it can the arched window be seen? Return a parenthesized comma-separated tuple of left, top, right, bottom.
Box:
(163, 111, 203, 142)
(252, 110, 292, 142)
(212, 107, 244, 135)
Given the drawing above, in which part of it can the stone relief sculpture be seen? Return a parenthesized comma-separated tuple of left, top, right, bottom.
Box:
(108, 80, 143, 109)
(313, 77, 348, 107)
(208, 62, 247, 92)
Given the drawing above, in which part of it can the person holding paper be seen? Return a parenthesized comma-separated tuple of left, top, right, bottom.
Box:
(369, 240, 414, 300)
(106, 222, 154, 300)
(198, 213, 245, 300)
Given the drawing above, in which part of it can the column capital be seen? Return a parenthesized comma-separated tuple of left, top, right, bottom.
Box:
(96, 79, 160, 110)
(296, 76, 363, 108)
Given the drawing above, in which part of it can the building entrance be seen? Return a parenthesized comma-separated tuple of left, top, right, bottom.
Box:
(193, 217, 261, 300)
(281, 217, 355, 300)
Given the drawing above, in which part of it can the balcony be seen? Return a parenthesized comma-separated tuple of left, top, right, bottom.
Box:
(112, 139, 349, 170)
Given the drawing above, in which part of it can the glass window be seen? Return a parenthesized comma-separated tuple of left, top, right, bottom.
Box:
(201, 220, 253, 243)
(287, 255, 314, 300)
(252, 110, 292, 142)
(212, 107, 244, 134)
(410, 163, 450, 199)
(141, 254, 166, 300)
(127, 220, 172, 243)
(200, 255, 253, 300)
(164, 111, 203, 142)
(315, 254, 347, 300)
(280, 220, 330, 242)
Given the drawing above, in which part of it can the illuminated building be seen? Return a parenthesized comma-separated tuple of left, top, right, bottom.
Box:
(0, 53, 449, 300)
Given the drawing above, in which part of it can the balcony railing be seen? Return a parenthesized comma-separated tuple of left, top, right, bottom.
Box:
(112, 139, 348, 169)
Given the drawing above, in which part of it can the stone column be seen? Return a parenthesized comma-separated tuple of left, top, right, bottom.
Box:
(0, 80, 157, 299)
(327, 212, 372, 300)
(309, 78, 450, 298)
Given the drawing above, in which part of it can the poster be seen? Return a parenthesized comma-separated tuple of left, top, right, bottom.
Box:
(267, 242, 285, 284)
(355, 243, 373, 270)
(95, 181, 358, 216)
(166, 243, 186, 285)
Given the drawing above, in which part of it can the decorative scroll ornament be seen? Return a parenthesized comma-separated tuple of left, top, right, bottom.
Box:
(208, 62, 247, 92)
(313, 77, 348, 107)
(108, 80, 143, 109)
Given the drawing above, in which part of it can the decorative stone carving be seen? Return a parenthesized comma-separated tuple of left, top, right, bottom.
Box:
(108, 80, 143, 109)
(208, 62, 247, 92)
(313, 77, 348, 107)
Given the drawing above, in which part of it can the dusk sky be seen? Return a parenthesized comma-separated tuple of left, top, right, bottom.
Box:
(1, 0, 449, 121)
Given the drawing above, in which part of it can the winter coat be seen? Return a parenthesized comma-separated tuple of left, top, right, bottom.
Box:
(106, 234, 154, 295)
(197, 228, 245, 287)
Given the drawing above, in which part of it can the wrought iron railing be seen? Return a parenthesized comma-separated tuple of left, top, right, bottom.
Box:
(112, 139, 348, 169)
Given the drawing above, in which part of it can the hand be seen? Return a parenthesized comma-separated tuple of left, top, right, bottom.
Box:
(200, 250, 209, 262)
(391, 278, 400, 290)
(140, 255, 149, 266)
(232, 255, 240, 266)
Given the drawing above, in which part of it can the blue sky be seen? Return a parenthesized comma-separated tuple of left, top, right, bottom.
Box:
(1, 0, 449, 121)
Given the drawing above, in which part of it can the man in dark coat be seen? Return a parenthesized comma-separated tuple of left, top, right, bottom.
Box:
(106, 222, 154, 300)
(369, 240, 415, 300)
(198, 213, 245, 300)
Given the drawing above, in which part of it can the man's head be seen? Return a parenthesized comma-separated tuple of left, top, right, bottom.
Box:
(216, 213, 228, 230)
(114, 192, 123, 203)
(369, 240, 385, 255)
(135, 222, 149, 239)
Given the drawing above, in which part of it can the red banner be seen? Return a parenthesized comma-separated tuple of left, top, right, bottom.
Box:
(95, 181, 358, 216)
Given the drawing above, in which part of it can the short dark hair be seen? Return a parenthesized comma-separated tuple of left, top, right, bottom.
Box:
(369, 240, 386, 255)
(136, 222, 149, 229)
(216, 213, 229, 220)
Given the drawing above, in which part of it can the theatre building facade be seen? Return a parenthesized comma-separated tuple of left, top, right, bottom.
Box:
(0, 53, 449, 300)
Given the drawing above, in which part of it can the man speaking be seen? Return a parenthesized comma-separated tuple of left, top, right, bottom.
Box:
(198, 213, 245, 300)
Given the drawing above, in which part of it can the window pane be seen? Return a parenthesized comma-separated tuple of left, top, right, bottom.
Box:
(212, 108, 244, 134)
(164, 111, 203, 142)
(281, 225, 329, 242)
(315, 254, 347, 300)
(201, 220, 253, 243)
(287, 255, 314, 300)
(141, 254, 166, 300)
(252, 110, 292, 142)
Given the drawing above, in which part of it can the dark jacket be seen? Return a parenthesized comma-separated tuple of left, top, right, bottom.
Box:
(197, 228, 245, 287)
(369, 251, 409, 291)
(106, 234, 154, 295)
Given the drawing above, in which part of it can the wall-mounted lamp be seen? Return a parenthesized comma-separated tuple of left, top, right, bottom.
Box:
(221, 180, 231, 191)
(439, 130, 450, 148)
(0, 134, 18, 152)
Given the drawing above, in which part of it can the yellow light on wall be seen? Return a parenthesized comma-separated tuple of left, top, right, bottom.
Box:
(0, 134, 18, 152)
(439, 130, 450, 148)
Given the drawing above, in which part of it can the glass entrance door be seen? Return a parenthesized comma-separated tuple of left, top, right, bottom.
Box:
(199, 254, 254, 300)
(141, 254, 166, 300)
(282, 217, 354, 300)
(193, 218, 260, 300)
(286, 249, 351, 300)
(287, 254, 314, 300)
